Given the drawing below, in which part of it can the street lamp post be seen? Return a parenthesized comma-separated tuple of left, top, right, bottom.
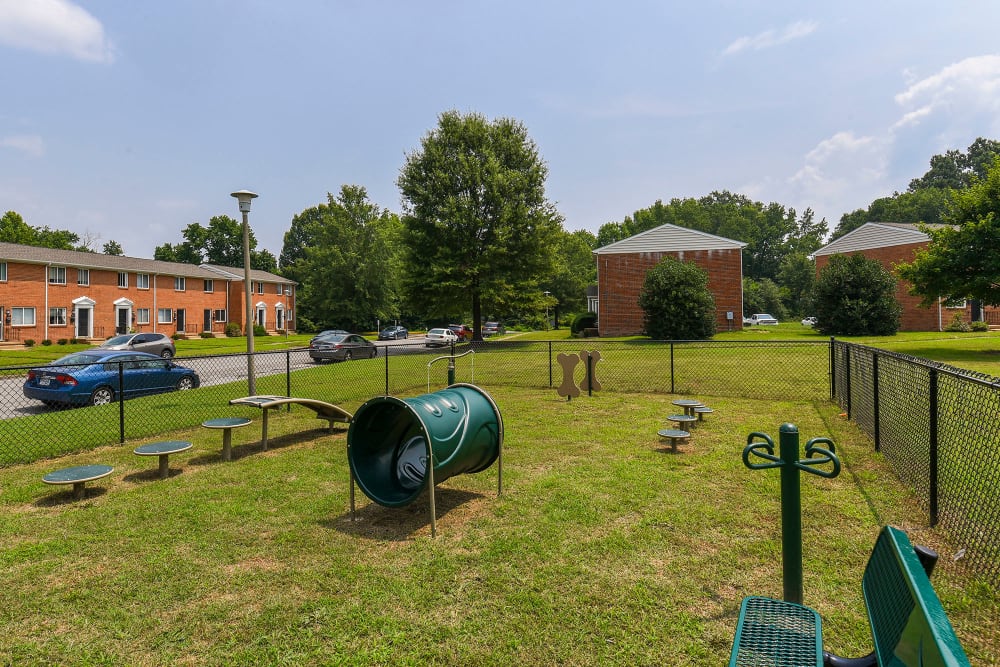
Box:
(231, 189, 258, 396)
(543, 290, 551, 329)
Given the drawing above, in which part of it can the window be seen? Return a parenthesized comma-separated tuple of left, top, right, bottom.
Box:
(77, 268, 90, 286)
(136, 273, 149, 290)
(158, 308, 172, 324)
(49, 307, 67, 326)
(256, 281, 264, 294)
(118, 272, 128, 288)
(0, 262, 6, 281)
(204, 279, 214, 293)
(12, 307, 35, 326)
(944, 297, 967, 309)
(276, 283, 283, 294)
(284, 286, 292, 296)
(48, 266, 66, 285)
(213, 309, 227, 322)
(136, 308, 150, 325)
(174, 276, 186, 291)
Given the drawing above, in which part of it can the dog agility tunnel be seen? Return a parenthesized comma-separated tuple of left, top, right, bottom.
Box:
(347, 384, 503, 508)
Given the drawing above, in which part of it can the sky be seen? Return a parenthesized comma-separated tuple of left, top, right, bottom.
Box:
(2, 1, 1000, 263)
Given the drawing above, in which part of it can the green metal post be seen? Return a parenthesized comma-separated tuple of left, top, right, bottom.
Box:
(778, 423, 803, 604)
(448, 357, 456, 386)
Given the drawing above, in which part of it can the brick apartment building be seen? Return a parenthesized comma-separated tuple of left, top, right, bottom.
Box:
(0, 241, 296, 344)
(811, 221, 997, 331)
(593, 223, 746, 336)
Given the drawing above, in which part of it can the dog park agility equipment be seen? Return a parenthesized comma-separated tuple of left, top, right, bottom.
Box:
(347, 383, 503, 536)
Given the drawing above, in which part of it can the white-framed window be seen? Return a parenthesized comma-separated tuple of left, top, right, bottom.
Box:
(284, 286, 292, 296)
(213, 309, 227, 322)
(49, 307, 67, 326)
(136, 273, 149, 290)
(174, 276, 186, 291)
(77, 268, 90, 286)
(256, 281, 264, 294)
(944, 297, 967, 309)
(158, 308, 172, 324)
(136, 308, 150, 325)
(12, 307, 35, 326)
(276, 283, 283, 294)
(48, 266, 66, 285)
(0, 262, 6, 282)
(118, 272, 128, 288)
(204, 279, 214, 293)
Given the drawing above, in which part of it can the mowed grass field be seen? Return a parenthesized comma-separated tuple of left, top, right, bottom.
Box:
(1, 386, 997, 665)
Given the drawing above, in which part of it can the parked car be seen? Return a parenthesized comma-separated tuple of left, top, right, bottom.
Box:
(309, 329, 349, 345)
(97, 332, 176, 358)
(425, 328, 459, 347)
(483, 321, 505, 336)
(23, 350, 200, 408)
(448, 324, 472, 341)
(308, 333, 377, 363)
(377, 325, 408, 340)
(801, 316, 818, 327)
(746, 313, 779, 326)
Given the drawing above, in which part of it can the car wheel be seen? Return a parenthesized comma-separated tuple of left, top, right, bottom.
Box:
(176, 376, 195, 390)
(90, 387, 114, 406)
(344, 351, 353, 361)
(370, 347, 377, 358)
(160, 349, 174, 359)
(403, 333, 407, 339)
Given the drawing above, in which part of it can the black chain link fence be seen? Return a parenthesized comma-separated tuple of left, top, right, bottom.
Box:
(833, 340, 1000, 585)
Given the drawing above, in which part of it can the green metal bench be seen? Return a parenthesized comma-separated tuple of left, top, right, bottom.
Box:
(728, 525, 969, 666)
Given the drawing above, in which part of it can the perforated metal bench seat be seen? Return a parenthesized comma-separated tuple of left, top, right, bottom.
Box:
(729, 596, 822, 667)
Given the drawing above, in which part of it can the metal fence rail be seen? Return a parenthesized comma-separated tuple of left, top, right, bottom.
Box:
(832, 340, 1000, 585)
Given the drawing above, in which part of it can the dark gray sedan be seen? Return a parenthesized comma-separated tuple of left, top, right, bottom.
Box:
(308, 333, 377, 363)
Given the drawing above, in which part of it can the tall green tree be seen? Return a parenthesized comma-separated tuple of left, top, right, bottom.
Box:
(296, 185, 401, 331)
(776, 253, 816, 317)
(154, 215, 274, 270)
(0, 210, 81, 250)
(397, 110, 563, 339)
(546, 228, 597, 328)
(897, 158, 1000, 306)
(742, 277, 788, 320)
(102, 240, 124, 255)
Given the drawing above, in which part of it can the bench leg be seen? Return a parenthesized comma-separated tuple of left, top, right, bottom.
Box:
(222, 429, 233, 461)
(261, 409, 269, 451)
(157, 454, 170, 479)
(72, 481, 86, 500)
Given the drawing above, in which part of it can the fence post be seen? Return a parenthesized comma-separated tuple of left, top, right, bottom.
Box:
(548, 341, 553, 388)
(829, 337, 836, 400)
(118, 362, 125, 444)
(285, 350, 292, 408)
(384, 343, 390, 396)
(845, 344, 852, 419)
(670, 342, 675, 394)
(928, 367, 939, 527)
(872, 350, 880, 452)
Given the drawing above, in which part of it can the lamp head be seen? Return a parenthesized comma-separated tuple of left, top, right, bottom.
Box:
(230, 190, 258, 213)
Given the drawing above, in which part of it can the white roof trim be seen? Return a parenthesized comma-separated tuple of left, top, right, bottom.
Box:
(594, 223, 745, 254)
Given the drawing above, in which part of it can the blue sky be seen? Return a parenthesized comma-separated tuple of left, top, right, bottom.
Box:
(2, 1, 1000, 261)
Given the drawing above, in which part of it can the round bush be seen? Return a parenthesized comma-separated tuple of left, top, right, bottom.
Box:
(571, 312, 598, 334)
(638, 256, 716, 340)
(813, 254, 900, 336)
(225, 322, 242, 337)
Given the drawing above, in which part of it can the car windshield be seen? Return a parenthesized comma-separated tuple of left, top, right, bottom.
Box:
(100, 335, 134, 346)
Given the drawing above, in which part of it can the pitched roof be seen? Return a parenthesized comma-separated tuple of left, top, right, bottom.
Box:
(593, 223, 745, 254)
(812, 222, 945, 257)
(0, 241, 293, 283)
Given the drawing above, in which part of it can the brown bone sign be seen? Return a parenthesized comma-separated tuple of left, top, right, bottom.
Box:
(556, 352, 581, 400)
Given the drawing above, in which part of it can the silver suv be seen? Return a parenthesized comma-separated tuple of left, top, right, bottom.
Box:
(97, 332, 176, 358)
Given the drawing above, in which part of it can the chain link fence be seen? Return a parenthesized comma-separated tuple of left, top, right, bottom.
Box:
(832, 340, 1000, 585)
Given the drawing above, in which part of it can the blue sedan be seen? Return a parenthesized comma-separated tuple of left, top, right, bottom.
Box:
(23, 350, 200, 408)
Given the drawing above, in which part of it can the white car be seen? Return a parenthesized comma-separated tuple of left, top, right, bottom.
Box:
(801, 316, 817, 327)
(425, 327, 459, 347)
(746, 313, 779, 326)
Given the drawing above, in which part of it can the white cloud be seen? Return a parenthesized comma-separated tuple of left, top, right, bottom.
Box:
(0, 0, 114, 63)
(891, 54, 1000, 133)
(721, 20, 818, 57)
(1, 134, 45, 157)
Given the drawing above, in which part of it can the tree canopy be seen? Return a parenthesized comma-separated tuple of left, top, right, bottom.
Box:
(0, 210, 84, 250)
(813, 254, 900, 336)
(638, 256, 716, 340)
(397, 110, 563, 339)
(154, 215, 277, 271)
(896, 158, 1000, 306)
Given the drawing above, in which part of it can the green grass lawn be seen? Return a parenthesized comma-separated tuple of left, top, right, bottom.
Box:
(1, 387, 996, 665)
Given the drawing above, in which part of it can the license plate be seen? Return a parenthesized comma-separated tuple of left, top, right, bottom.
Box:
(39, 377, 51, 386)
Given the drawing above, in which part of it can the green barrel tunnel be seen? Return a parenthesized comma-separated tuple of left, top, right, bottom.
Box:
(347, 384, 503, 508)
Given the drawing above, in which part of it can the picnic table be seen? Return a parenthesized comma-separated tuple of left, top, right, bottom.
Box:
(657, 428, 691, 452)
(671, 399, 703, 417)
(43, 464, 114, 500)
(133, 440, 192, 479)
(667, 413, 697, 431)
(201, 417, 253, 461)
(228, 395, 353, 450)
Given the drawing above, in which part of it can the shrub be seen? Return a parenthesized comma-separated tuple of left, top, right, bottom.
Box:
(41, 339, 52, 346)
(253, 324, 268, 337)
(57, 339, 68, 345)
(571, 312, 598, 335)
(296, 316, 317, 333)
(69, 338, 80, 345)
(971, 320, 990, 332)
(639, 256, 716, 340)
(23, 339, 35, 347)
(171, 333, 184, 340)
(944, 313, 971, 332)
(200, 331, 214, 338)
(813, 254, 901, 336)
(225, 322, 242, 337)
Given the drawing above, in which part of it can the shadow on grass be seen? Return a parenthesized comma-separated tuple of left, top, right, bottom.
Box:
(324, 487, 484, 540)
(186, 427, 338, 465)
(34, 485, 110, 506)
